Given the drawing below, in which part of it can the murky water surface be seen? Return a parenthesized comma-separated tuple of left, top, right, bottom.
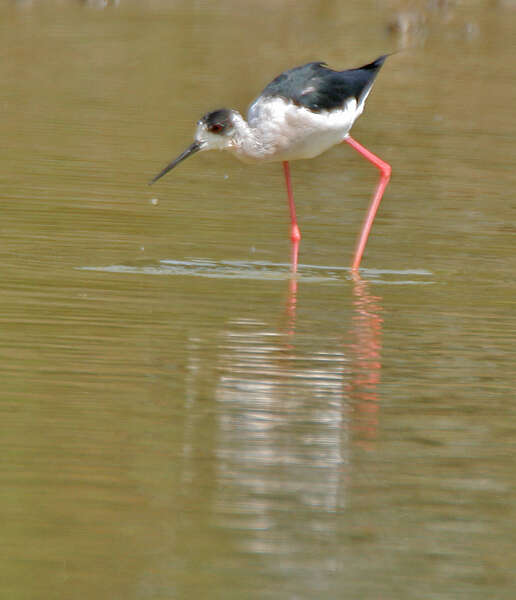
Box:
(1, 1, 515, 598)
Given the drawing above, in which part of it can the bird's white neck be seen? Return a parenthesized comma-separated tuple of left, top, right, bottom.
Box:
(226, 111, 275, 163)
(223, 111, 264, 163)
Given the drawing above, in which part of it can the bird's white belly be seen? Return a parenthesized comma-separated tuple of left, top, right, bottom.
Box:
(238, 96, 361, 163)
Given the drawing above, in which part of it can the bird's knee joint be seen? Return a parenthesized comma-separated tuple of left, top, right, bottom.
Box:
(382, 163, 392, 179)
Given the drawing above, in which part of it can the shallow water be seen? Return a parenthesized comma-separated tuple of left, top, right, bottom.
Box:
(1, 1, 515, 598)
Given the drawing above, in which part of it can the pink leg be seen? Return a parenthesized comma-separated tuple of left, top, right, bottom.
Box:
(344, 136, 391, 271)
(282, 161, 301, 243)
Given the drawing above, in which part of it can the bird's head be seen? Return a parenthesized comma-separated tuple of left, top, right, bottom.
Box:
(149, 108, 237, 184)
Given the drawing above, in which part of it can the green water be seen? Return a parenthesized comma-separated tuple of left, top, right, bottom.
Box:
(1, 1, 515, 598)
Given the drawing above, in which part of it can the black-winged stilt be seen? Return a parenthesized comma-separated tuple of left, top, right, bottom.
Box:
(150, 55, 392, 271)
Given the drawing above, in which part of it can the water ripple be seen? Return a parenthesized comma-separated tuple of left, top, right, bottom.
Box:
(78, 259, 434, 285)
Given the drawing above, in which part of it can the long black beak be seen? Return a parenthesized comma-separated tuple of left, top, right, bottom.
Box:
(149, 141, 202, 185)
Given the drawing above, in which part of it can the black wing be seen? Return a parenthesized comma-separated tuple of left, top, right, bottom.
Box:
(257, 55, 388, 113)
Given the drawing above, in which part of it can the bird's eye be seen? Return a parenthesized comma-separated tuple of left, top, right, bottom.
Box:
(209, 123, 224, 133)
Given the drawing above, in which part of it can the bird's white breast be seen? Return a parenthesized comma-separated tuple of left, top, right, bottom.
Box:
(239, 96, 362, 163)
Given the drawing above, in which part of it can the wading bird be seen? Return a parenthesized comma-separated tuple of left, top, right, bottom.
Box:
(150, 55, 392, 271)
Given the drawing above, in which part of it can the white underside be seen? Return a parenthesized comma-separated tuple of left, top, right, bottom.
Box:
(231, 96, 364, 163)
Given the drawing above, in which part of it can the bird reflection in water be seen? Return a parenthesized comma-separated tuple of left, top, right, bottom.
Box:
(213, 251, 384, 554)
(284, 246, 383, 448)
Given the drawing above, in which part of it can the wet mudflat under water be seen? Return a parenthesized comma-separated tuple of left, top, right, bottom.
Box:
(1, 1, 515, 598)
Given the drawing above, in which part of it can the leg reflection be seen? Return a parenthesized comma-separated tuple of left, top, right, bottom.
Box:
(285, 239, 299, 336)
(348, 272, 383, 448)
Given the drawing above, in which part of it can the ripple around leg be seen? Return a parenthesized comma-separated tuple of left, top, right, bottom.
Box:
(78, 259, 434, 285)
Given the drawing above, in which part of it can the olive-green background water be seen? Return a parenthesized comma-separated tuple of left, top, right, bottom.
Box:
(1, 1, 515, 598)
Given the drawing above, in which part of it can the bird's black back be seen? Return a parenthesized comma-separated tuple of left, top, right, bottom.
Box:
(257, 55, 388, 113)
